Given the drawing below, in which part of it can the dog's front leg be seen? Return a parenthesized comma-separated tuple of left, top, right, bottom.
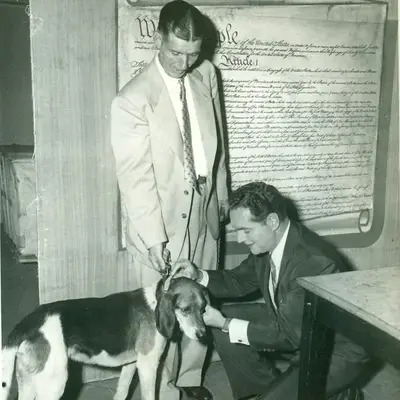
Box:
(136, 354, 159, 400)
(114, 363, 137, 400)
(136, 331, 167, 400)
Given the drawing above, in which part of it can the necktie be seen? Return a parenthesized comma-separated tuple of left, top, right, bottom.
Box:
(269, 255, 278, 293)
(179, 78, 197, 190)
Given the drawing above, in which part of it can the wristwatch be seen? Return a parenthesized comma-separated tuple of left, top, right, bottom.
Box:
(221, 318, 232, 333)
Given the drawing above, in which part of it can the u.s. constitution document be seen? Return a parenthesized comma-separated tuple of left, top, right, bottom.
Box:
(118, 2, 386, 236)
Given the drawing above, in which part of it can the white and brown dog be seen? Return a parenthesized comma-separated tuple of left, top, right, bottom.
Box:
(1, 277, 209, 400)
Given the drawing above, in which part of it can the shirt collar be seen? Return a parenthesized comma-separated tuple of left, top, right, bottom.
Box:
(271, 220, 291, 268)
(155, 54, 183, 86)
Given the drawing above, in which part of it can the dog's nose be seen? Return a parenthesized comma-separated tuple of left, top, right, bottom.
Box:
(196, 328, 206, 339)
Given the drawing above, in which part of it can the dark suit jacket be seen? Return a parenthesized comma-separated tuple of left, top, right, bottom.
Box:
(207, 221, 366, 362)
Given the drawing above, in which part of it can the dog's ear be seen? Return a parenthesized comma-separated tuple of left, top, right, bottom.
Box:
(155, 292, 176, 339)
(202, 287, 211, 306)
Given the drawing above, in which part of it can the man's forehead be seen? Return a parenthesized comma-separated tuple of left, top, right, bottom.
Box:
(230, 207, 257, 229)
(164, 33, 202, 49)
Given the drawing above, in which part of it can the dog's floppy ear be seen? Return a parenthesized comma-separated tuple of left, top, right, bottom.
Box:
(202, 287, 211, 305)
(155, 291, 176, 339)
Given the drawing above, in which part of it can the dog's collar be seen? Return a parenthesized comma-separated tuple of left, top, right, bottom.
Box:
(163, 275, 173, 292)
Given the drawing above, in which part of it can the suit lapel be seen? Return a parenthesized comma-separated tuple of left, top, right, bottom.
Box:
(261, 252, 276, 308)
(277, 223, 299, 291)
(147, 59, 184, 165)
(152, 88, 184, 164)
(187, 71, 217, 174)
(148, 60, 218, 171)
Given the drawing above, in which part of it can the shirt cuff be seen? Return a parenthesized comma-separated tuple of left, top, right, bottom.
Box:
(228, 318, 250, 345)
(198, 269, 209, 286)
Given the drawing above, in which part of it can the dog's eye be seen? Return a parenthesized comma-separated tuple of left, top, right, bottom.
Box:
(180, 307, 190, 315)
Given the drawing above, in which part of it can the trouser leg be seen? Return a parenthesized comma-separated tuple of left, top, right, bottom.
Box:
(174, 334, 208, 387)
(212, 304, 279, 399)
(174, 185, 216, 388)
(259, 355, 368, 400)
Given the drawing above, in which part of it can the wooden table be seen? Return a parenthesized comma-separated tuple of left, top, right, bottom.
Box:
(297, 266, 400, 400)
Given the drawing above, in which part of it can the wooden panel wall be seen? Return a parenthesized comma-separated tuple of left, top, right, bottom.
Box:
(0, 1, 34, 146)
(30, 0, 133, 305)
(30, 0, 133, 382)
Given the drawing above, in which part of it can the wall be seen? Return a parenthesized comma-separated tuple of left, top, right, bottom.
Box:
(0, 1, 34, 146)
(114, 0, 399, 271)
(341, 9, 399, 270)
(30, 0, 135, 302)
(29, 0, 399, 305)
(27, 0, 398, 383)
(30, 0, 130, 382)
(29, 0, 398, 300)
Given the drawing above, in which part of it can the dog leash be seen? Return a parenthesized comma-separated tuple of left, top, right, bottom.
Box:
(162, 261, 173, 291)
(162, 261, 172, 278)
(162, 188, 195, 292)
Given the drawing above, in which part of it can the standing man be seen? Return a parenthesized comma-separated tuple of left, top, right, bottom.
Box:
(111, 1, 228, 399)
(173, 182, 368, 400)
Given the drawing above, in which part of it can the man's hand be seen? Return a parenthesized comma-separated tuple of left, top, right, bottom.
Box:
(203, 305, 226, 329)
(148, 243, 170, 273)
(170, 260, 200, 281)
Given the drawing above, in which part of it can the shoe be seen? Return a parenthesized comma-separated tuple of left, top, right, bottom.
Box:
(178, 386, 213, 400)
(251, 387, 363, 400)
(328, 387, 363, 400)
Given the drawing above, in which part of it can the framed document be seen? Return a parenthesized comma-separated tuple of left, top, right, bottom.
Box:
(117, 2, 387, 249)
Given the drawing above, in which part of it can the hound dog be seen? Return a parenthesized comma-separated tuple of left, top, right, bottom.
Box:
(1, 277, 209, 400)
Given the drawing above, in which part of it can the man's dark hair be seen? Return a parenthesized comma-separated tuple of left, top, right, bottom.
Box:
(229, 182, 288, 222)
(158, 0, 205, 41)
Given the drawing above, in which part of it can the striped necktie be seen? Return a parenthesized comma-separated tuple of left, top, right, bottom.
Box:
(269, 255, 278, 293)
(179, 78, 197, 190)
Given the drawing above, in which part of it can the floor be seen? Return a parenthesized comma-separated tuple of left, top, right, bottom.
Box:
(2, 228, 400, 400)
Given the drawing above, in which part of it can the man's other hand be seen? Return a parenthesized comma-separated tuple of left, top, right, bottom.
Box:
(170, 259, 200, 280)
(148, 243, 170, 273)
(203, 305, 226, 329)
(219, 199, 229, 223)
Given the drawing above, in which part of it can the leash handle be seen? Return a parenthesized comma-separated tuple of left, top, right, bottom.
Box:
(162, 261, 172, 278)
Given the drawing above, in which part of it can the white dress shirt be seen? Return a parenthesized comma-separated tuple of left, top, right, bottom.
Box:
(199, 221, 291, 345)
(156, 56, 208, 177)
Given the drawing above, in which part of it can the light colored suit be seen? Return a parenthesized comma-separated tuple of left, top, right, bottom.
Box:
(111, 57, 228, 396)
(111, 57, 227, 268)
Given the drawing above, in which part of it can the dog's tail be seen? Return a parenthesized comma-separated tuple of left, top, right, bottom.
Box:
(1, 346, 18, 400)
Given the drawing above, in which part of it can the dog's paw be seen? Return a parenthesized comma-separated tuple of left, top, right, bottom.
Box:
(113, 391, 129, 400)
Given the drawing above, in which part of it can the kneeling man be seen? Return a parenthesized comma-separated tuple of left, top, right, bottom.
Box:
(172, 182, 368, 400)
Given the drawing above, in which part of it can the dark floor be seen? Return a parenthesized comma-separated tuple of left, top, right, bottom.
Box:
(2, 227, 399, 400)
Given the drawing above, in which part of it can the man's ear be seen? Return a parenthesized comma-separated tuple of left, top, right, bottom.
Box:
(266, 213, 280, 231)
(154, 31, 162, 49)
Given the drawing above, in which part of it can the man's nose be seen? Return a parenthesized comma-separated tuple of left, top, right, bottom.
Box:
(179, 55, 189, 70)
(237, 231, 245, 243)
(196, 326, 206, 339)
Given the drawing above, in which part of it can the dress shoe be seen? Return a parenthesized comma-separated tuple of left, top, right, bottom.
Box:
(251, 387, 363, 400)
(328, 387, 363, 400)
(178, 386, 213, 400)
